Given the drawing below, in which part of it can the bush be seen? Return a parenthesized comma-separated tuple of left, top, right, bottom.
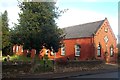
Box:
(27, 52, 31, 57)
(2, 55, 32, 62)
(31, 60, 54, 73)
(43, 54, 49, 60)
(2, 46, 13, 56)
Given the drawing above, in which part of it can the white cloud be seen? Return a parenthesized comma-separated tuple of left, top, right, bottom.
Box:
(0, 0, 20, 28)
(56, 8, 105, 28)
(7, 7, 20, 28)
(108, 17, 118, 34)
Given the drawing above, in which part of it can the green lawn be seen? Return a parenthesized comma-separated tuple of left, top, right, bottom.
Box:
(2, 54, 54, 73)
(0, 50, 2, 61)
(2, 55, 32, 62)
(2, 53, 47, 61)
(2, 54, 53, 66)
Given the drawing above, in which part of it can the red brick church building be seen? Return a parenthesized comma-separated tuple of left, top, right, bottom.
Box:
(48, 18, 118, 63)
(13, 18, 118, 63)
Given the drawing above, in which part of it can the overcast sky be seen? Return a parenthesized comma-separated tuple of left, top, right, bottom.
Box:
(0, 0, 119, 40)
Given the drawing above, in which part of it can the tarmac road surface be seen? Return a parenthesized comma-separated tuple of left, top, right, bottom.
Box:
(71, 71, 119, 78)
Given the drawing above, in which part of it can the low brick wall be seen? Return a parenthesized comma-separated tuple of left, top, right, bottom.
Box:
(2, 61, 32, 78)
(54, 60, 105, 73)
(2, 60, 106, 77)
(2, 60, 54, 78)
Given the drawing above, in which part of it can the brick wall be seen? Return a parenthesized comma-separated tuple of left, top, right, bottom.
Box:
(54, 60, 105, 73)
(94, 19, 117, 63)
(54, 37, 94, 61)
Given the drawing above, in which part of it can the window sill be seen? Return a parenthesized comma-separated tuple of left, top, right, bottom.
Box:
(75, 55, 80, 57)
(110, 55, 114, 57)
(61, 54, 65, 56)
(97, 55, 101, 57)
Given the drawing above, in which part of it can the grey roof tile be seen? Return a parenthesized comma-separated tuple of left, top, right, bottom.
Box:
(63, 19, 105, 39)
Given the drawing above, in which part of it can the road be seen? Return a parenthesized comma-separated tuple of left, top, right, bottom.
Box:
(72, 71, 119, 78)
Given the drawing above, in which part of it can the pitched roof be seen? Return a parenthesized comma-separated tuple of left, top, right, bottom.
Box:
(63, 19, 105, 39)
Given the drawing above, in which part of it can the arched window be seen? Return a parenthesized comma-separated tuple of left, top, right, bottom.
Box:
(110, 45, 114, 57)
(61, 44, 65, 56)
(97, 44, 101, 57)
(75, 44, 81, 56)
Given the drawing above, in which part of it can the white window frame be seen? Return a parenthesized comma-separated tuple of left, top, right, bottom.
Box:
(51, 51, 55, 56)
(75, 45, 80, 56)
(110, 47, 114, 57)
(97, 44, 101, 57)
(50, 47, 55, 56)
(45, 49, 49, 55)
(61, 45, 65, 56)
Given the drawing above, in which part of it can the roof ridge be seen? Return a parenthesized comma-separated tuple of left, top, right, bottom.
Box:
(63, 19, 105, 29)
(63, 18, 106, 39)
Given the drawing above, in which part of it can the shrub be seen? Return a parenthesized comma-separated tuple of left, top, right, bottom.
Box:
(43, 54, 49, 60)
